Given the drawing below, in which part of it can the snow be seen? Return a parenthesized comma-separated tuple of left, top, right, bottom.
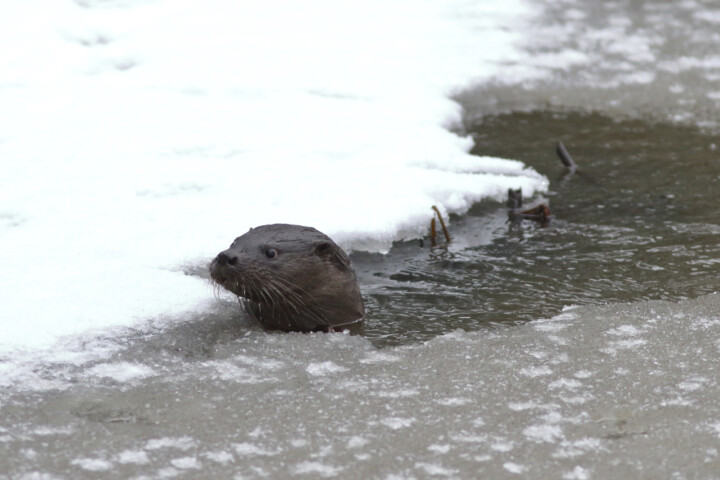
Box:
(233, 443, 278, 457)
(563, 466, 591, 480)
(381, 417, 415, 430)
(306, 361, 347, 376)
(85, 361, 156, 382)
(0, 0, 547, 356)
(116, 450, 150, 465)
(203, 451, 234, 465)
(347, 436, 369, 449)
(523, 424, 565, 443)
(70, 458, 113, 471)
(145, 437, 196, 451)
(170, 457, 201, 469)
(503, 462, 527, 474)
(292, 461, 344, 477)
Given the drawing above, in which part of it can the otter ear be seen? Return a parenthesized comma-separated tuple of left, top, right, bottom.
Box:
(314, 241, 351, 270)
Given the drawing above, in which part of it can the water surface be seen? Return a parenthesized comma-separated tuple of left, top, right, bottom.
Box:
(357, 111, 720, 346)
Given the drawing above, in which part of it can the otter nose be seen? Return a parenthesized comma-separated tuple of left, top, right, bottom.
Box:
(217, 251, 239, 266)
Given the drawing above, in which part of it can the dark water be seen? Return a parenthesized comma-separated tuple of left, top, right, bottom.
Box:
(356, 111, 720, 346)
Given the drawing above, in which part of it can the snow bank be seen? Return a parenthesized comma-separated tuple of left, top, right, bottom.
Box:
(0, 0, 546, 352)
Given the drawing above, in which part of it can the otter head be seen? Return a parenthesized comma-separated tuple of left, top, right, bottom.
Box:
(209, 224, 365, 332)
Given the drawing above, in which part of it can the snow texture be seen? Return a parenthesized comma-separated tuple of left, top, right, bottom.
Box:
(0, 0, 547, 355)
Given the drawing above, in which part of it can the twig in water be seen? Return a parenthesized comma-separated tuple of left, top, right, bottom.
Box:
(506, 189, 551, 227)
(555, 140, 599, 185)
(507, 188, 523, 209)
(556, 140, 577, 172)
(430, 217, 437, 247)
(430, 205, 451, 245)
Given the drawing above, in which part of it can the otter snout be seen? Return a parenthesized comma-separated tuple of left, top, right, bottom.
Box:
(209, 249, 243, 288)
(215, 250, 239, 266)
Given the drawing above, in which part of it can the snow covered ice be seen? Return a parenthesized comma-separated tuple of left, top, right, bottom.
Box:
(0, 0, 546, 353)
(4, 293, 720, 478)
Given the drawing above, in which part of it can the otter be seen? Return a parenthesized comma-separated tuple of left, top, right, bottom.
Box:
(209, 224, 365, 332)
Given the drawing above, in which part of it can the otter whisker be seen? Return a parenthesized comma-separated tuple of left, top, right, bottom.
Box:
(269, 281, 310, 320)
(265, 277, 304, 311)
(264, 281, 296, 316)
(271, 276, 324, 316)
(264, 284, 282, 309)
(243, 275, 259, 299)
(211, 281, 222, 299)
(255, 278, 273, 306)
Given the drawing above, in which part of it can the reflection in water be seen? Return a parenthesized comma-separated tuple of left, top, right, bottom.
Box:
(356, 112, 720, 346)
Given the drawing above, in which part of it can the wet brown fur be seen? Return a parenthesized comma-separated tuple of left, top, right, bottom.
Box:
(209, 224, 365, 332)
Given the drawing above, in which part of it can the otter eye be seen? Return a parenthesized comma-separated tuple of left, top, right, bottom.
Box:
(265, 248, 278, 259)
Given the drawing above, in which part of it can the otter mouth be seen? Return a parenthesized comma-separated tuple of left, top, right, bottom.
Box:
(209, 256, 303, 311)
(209, 259, 249, 299)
